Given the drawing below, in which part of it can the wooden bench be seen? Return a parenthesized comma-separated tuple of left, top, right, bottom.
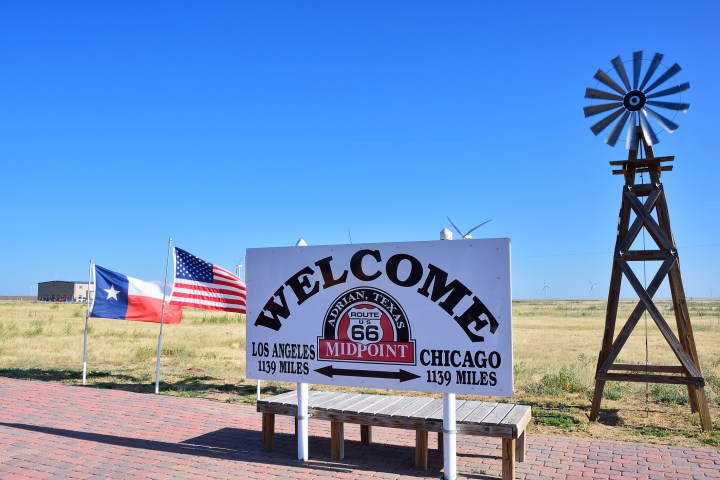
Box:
(257, 391, 531, 480)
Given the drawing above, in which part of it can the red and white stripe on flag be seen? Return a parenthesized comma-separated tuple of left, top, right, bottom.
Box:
(171, 247, 247, 314)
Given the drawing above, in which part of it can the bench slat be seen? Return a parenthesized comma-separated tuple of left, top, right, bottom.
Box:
(337, 394, 384, 413)
(500, 405, 532, 431)
(266, 390, 297, 404)
(356, 395, 405, 415)
(427, 399, 466, 421)
(332, 394, 381, 413)
(501, 405, 531, 424)
(455, 400, 482, 422)
(481, 403, 516, 424)
(311, 392, 356, 409)
(387, 397, 434, 417)
(308, 391, 338, 406)
(411, 398, 444, 419)
(462, 402, 498, 424)
(320, 393, 365, 411)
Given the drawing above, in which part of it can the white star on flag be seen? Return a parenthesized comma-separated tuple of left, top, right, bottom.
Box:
(105, 285, 120, 301)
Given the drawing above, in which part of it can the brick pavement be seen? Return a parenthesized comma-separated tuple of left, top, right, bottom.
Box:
(0, 378, 718, 479)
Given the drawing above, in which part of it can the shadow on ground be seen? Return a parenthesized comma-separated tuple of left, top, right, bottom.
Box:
(0, 369, 290, 400)
(0, 422, 449, 477)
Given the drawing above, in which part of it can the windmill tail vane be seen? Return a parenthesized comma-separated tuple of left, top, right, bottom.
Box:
(583, 51, 689, 149)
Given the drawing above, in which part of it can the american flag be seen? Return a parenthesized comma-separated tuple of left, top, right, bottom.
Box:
(171, 247, 247, 314)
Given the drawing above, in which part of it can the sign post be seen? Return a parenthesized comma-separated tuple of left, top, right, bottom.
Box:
(297, 382, 309, 460)
(246, 239, 513, 471)
(443, 393, 457, 480)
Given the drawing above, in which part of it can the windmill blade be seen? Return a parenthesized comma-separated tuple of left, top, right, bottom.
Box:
(593, 69, 626, 95)
(606, 110, 630, 146)
(644, 63, 682, 94)
(632, 51, 643, 89)
(611, 55, 632, 91)
(639, 53, 664, 90)
(626, 111, 638, 150)
(639, 110, 659, 145)
(584, 102, 623, 117)
(465, 219, 492, 236)
(643, 106, 679, 132)
(590, 108, 624, 135)
(647, 100, 690, 112)
(446, 217, 464, 238)
(646, 81, 690, 99)
(585, 88, 623, 101)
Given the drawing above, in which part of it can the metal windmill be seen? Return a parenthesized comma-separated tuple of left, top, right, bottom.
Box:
(584, 51, 689, 149)
(583, 52, 712, 431)
(446, 217, 492, 240)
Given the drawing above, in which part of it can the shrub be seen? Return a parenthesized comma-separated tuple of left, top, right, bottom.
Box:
(534, 409, 579, 428)
(133, 346, 156, 362)
(162, 344, 195, 360)
(637, 426, 671, 438)
(651, 384, 688, 405)
(529, 367, 588, 395)
(702, 371, 720, 406)
(25, 319, 44, 336)
(602, 386, 624, 400)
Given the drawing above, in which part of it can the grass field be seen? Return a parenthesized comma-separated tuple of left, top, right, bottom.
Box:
(1, 299, 718, 447)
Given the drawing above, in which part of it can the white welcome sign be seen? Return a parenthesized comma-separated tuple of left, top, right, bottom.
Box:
(246, 239, 512, 396)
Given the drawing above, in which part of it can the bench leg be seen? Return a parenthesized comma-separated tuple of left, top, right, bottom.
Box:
(516, 431, 526, 463)
(262, 413, 275, 451)
(415, 430, 428, 470)
(360, 424, 372, 445)
(502, 437, 516, 480)
(331, 421, 345, 460)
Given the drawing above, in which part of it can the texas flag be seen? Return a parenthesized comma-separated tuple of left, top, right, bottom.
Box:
(90, 265, 182, 324)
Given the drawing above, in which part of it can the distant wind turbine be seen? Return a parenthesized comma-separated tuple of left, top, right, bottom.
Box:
(446, 216, 492, 239)
(589, 280, 599, 300)
(541, 282, 550, 300)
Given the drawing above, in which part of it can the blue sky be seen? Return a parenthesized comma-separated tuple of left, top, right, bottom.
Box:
(1, 1, 719, 299)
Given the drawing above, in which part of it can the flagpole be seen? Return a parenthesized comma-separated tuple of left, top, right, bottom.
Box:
(155, 238, 173, 395)
(239, 260, 261, 400)
(82, 260, 93, 385)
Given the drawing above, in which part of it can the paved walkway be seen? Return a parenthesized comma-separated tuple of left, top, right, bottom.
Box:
(0, 378, 718, 479)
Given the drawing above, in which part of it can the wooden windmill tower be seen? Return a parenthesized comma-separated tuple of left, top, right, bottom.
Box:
(582, 52, 712, 431)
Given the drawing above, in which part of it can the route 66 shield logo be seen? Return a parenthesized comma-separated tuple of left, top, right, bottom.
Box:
(346, 306, 384, 345)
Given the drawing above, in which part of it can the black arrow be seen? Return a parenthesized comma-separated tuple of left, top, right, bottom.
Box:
(315, 365, 420, 382)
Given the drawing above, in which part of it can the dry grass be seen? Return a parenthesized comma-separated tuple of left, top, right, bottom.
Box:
(0, 302, 252, 400)
(0, 299, 718, 447)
